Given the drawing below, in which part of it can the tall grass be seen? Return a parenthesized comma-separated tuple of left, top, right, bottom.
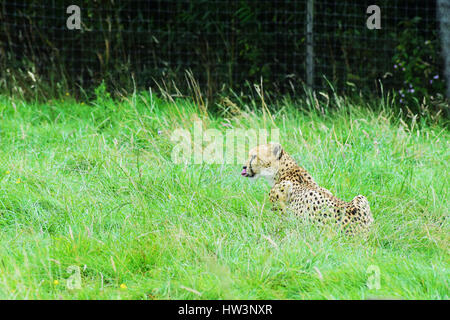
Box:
(0, 90, 448, 299)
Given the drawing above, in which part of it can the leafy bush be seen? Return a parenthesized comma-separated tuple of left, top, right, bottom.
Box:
(392, 18, 446, 106)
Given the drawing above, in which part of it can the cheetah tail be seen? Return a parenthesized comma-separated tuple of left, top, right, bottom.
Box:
(351, 195, 369, 209)
(351, 195, 373, 223)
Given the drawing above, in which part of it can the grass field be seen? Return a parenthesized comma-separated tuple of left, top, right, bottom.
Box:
(0, 90, 448, 299)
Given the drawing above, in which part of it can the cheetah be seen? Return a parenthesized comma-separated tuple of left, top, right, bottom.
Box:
(241, 143, 373, 234)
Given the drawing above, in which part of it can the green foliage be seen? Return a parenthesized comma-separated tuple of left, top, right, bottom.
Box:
(392, 18, 446, 105)
(1, 1, 444, 103)
(94, 81, 112, 105)
(0, 92, 448, 299)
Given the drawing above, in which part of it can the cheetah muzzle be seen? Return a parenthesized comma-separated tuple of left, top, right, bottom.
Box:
(242, 143, 373, 234)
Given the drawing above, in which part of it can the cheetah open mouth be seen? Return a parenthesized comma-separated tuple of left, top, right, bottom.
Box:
(241, 168, 255, 178)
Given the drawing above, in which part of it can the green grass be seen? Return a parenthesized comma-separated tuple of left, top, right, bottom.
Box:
(0, 91, 448, 299)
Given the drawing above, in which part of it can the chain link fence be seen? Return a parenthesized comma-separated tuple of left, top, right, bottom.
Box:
(0, 0, 448, 102)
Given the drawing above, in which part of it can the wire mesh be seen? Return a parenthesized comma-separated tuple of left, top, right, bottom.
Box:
(314, 1, 441, 94)
(0, 0, 445, 99)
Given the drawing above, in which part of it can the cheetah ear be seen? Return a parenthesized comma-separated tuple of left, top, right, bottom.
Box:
(272, 143, 283, 159)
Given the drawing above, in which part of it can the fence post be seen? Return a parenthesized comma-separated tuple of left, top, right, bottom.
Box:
(437, 0, 450, 99)
(306, 0, 314, 89)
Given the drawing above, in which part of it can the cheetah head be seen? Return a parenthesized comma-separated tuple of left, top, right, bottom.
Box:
(241, 143, 283, 184)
